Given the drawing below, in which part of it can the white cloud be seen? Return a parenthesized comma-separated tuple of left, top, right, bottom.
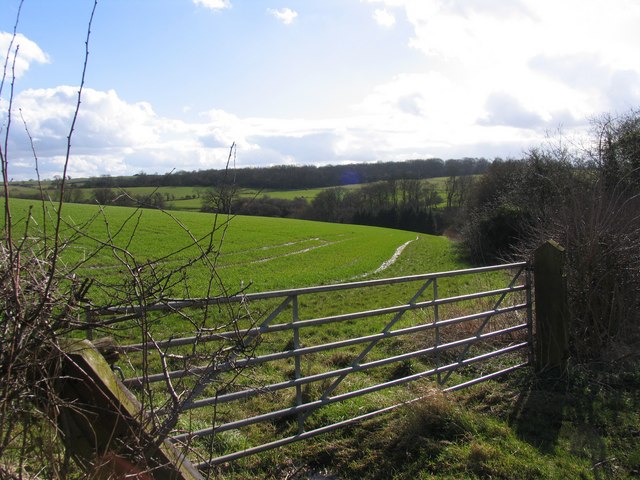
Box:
(479, 93, 545, 128)
(5, 87, 250, 179)
(358, 0, 640, 156)
(192, 0, 231, 11)
(267, 8, 298, 25)
(4, 82, 417, 178)
(6, 85, 388, 179)
(15, 87, 160, 147)
(373, 8, 396, 28)
(0, 78, 558, 181)
(6, 0, 640, 179)
(0, 32, 49, 79)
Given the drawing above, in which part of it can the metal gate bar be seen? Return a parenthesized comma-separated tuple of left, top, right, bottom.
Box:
(174, 308, 527, 411)
(118, 284, 525, 354)
(318, 278, 434, 401)
(85, 261, 531, 469)
(170, 329, 529, 442)
(122, 298, 526, 388)
(439, 263, 526, 385)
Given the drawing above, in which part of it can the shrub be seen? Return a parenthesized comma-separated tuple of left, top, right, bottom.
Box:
(462, 112, 640, 362)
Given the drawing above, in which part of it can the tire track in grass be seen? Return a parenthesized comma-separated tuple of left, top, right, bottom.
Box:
(226, 238, 321, 256)
(84, 236, 414, 273)
(76, 238, 328, 271)
(354, 237, 418, 279)
(247, 239, 346, 265)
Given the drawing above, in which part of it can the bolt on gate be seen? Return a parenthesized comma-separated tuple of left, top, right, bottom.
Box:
(83, 262, 531, 471)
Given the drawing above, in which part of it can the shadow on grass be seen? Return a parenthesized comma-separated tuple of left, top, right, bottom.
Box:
(508, 370, 568, 454)
(508, 365, 640, 478)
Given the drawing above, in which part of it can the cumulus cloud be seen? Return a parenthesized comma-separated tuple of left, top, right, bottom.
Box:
(4, 80, 398, 178)
(396, 93, 424, 116)
(479, 92, 544, 128)
(192, 0, 231, 10)
(0, 32, 49, 78)
(6, 84, 361, 178)
(6, 0, 640, 179)
(259, 0, 639, 158)
(530, 54, 640, 113)
(373, 8, 396, 28)
(445, 0, 532, 19)
(15, 87, 160, 150)
(267, 8, 298, 25)
(248, 131, 340, 164)
(608, 70, 640, 112)
(529, 53, 609, 90)
(5, 87, 247, 179)
(366, 0, 640, 121)
(2, 79, 543, 181)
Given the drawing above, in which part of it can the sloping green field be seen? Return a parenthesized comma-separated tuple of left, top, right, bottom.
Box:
(3, 198, 463, 302)
(5, 199, 631, 480)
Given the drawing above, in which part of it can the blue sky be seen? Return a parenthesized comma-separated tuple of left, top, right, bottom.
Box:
(2, 0, 640, 180)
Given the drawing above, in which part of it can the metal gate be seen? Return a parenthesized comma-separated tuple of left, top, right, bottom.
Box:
(86, 261, 531, 469)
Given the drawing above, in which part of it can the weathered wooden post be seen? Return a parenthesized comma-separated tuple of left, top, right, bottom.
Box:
(57, 339, 203, 479)
(533, 240, 569, 372)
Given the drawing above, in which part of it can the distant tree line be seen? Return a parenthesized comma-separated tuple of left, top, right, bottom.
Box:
(72, 157, 488, 234)
(13, 185, 168, 209)
(80, 157, 490, 190)
(306, 180, 447, 234)
(11, 157, 485, 229)
(90, 188, 167, 209)
(189, 157, 488, 234)
(202, 179, 454, 235)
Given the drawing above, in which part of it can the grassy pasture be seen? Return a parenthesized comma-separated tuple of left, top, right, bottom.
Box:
(4, 197, 632, 479)
(4, 176, 450, 211)
(4, 169, 639, 480)
(3, 184, 358, 211)
(5, 197, 544, 476)
(4, 198, 464, 300)
(5, 199, 516, 408)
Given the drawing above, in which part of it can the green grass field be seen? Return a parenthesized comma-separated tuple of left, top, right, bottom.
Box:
(4, 177, 449, 211)
(4, 197, 636, 480)
(4, 198, 462, 300)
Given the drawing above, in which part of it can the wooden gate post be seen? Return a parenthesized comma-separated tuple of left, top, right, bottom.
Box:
(533, 240, 569, 372)
(57, 339, 203, 479)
